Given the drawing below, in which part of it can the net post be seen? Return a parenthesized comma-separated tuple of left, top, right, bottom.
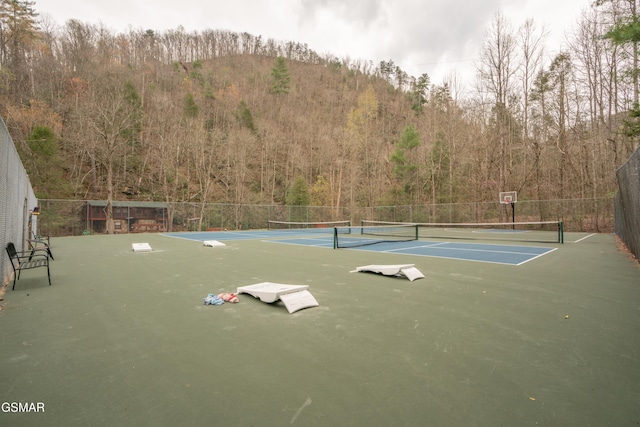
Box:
(414, 224, 419, 240)
(333, 227, 338, 249)
(559, 221, 564, 244)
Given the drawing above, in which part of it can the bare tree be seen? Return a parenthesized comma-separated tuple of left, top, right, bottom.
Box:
(517, 18, 548, 140)
(548, 52, 574, 198)
(87, 71, 141, 233)
(476, 12, 520, 194)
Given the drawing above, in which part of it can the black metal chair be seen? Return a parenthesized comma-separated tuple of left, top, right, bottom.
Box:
(5, 242, 51, 290)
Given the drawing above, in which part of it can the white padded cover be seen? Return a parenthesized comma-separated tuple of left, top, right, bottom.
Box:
(355, 264, 424, 281)
(237, 282, 309, 303)
(203, 240, 226, 247)
(132, 243, 152, 252)
(236, 282, 319, 313)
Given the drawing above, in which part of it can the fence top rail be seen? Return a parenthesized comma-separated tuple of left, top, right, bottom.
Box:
(371, 198, 613, 208)
(39, 197, 615, 209)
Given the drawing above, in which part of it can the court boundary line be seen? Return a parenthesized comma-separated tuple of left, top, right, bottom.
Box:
(264, 238, 334, 248)
(574, 233, 597, 243)
(516, 247, 558, 265)
(161, 230, 332, 242)
(161, 232, 271, 242)
(344, 246, 538, 266)
(383, 241, 551, 255)
(379, 241, 557, 266)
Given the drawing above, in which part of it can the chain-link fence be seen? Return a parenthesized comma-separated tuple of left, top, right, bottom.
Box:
(368, 198, 614, 233)
(169, 203, 347, 231)
(36, 197, 614, 237)
(614, 146, 640, 261)
(1, 117, 38, 286)
(35, 201, 355, 235)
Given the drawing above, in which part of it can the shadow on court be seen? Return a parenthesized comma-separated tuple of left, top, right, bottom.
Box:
(1, 232, 639, 426)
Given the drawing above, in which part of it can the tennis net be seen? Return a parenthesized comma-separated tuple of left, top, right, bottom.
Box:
(361, 220, 564, 243)
(268, 220, 350, 232)
(333, 224, 419, 248)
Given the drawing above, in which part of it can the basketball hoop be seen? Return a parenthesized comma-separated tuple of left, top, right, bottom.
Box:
(499, 191, 517, 205)
(499, 191, 517, 228)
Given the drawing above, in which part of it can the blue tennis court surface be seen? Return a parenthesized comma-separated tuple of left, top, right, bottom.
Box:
(353, 241, 556, 265)
(163, 230, 557, 266)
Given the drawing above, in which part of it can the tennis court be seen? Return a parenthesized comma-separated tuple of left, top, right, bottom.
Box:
(1, 229, 639, 426)
(165, 226, 562, 266)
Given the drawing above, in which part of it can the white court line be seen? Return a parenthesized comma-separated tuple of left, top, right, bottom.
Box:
(266, 236, 558, 265)
(385, 242, 550, 256)
(574, 233, 596, 243)
(266, 238, 334, 248)
(162, 232, 271, 241)
(516, 247, 558, 266)
(161, 234, 206, 242)
(163, 230, 328, 242)
(383, 242, 449, 253)
(346, 248, 526, 266)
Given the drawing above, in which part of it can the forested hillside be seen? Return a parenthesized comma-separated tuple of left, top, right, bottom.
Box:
(2, 1, 638, 224)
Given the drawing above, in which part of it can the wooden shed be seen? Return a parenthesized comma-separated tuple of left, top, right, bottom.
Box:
(84, 201, 168, 233)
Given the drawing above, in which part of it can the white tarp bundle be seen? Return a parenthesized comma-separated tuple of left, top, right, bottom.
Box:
(236, 282, 319, 313)
(203, 240, 226, 247)
(354, 264, 424, 281)
(132, 243, 152, 252)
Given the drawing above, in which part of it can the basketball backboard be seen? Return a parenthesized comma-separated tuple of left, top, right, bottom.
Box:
(499, 191, 517, 204)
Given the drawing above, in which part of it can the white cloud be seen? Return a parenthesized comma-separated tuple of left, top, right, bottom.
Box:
(36, 0, 590, 87)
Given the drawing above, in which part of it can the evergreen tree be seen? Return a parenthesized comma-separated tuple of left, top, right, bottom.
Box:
(271, 56, 291, 95)
(390, 125, 421, 201)
(0, 0, 39, 98)
(286, 176, 310, 222)
(183, 92, 199, 118)
(286, 176, 310, 206)
(0, 0, 39, 67)
(391, 125, 421, 177)
(410, 73, 430, 114)
(26, 126, 70, 198)
(236, 100, 256, 133)
(598, 0, 640, 143)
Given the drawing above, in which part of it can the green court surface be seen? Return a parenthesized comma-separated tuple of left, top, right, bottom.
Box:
(1, 232, 639, 426)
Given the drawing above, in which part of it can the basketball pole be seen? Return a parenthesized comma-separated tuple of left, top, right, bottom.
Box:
(511, 202, 515, 229)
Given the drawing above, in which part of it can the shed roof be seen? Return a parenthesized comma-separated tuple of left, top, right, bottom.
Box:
(87, 200, 167, 208)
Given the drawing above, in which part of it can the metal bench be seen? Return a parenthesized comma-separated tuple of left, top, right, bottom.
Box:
(28, 231, 54, 260)
(5, 242, 52, 290)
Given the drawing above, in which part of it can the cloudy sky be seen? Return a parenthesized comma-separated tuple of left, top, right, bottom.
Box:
(36, 0, 591, 88)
